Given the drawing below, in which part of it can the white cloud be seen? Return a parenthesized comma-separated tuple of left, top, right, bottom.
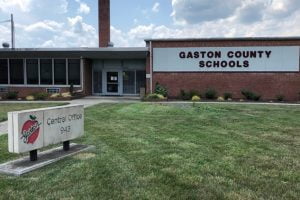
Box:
(152, 2, 160, 13)
(0, 0, 33, 13)
(75, 0, 90, 14)
(24, 20, 63, 32)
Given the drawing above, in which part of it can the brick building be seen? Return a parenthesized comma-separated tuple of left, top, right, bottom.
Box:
(0, 0, 299, 101)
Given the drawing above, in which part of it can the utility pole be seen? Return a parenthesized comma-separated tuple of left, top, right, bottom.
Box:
(11, 14, 15, 49)
(0, 13, 15, 49)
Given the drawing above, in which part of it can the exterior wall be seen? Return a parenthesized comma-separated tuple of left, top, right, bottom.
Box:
(83, 58, 93, 96)
(146, 39, 300, 101)
(0, 58, 86, 99)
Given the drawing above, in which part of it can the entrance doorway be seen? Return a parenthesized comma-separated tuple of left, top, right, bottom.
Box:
(106, 72, 120, 95)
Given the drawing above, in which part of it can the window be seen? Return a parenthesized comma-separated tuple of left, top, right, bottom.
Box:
(10, 59, 24, 84)
(46, 88, 60, 94)
(93, 71, 102, 94)
(136, 71, 146, 94)
(40, 59, 53, 85)
(26, 59, 39, 84)
(68, 59, 80, 85)
(54, 59, 66, 85)
(0, 59, 8, 84)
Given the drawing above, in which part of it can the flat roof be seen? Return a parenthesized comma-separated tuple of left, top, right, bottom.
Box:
(145, 36, 300, 42)
(0, 47, 149, 59)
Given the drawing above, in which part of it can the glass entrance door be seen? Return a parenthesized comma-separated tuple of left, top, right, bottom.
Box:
(106, 72, 119, 94)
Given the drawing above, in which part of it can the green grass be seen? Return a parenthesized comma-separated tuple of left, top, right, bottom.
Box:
(0, 103, 68, 122)
(0, 103, 299, 199)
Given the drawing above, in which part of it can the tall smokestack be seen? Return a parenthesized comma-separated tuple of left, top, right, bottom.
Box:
(99, 0, 110, 47)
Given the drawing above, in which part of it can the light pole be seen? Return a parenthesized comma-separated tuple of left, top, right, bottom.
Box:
(0, 14, 15, 49)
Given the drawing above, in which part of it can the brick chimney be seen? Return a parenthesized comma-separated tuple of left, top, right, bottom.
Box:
(99, 0, 110, 47)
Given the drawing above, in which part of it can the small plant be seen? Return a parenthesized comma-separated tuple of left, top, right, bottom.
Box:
(145, 93, 165, 101)
(180, 90, 190, 100)
(205, 89, 217, 100)
(33, 92, 48, 100)
(50, 93, 62, 98)
(241, 89, 261, 101)
(6, 91, 18, 100)
(217, 96, 225, 101)
(62, 92, 72, 98)
(223, 92, 232, 100)
(276, 95, 284, 102)
(191, 95, 201, 101)
(155, 82, 168, 97)
(25, 95, 35, 101)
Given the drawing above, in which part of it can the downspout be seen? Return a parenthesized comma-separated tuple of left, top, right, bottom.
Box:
(150, 41, 153, 93)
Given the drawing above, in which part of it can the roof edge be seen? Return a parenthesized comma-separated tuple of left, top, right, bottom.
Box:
(144, 36, 300, 42)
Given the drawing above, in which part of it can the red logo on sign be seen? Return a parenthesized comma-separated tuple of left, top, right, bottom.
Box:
(20, 115, 41, 144)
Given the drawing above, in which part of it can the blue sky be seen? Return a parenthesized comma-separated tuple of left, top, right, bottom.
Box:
(0, 0, 300, 48)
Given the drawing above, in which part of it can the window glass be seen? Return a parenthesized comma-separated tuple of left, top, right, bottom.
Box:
(10, 59, 24, 84)
(136, 71, 146, 94)
(93, 71, 102, 94)
(123, 71, 135, 94)
(0, 59, 8, 84)
(68, 59, 80, 85)
(54, 59, 66, 85)
(40, 59, 53, 85)
(26, 59, 39, 84)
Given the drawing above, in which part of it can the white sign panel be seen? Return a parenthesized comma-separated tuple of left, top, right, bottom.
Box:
(8, 105, 84, 153)
(153, 46, 300, 72)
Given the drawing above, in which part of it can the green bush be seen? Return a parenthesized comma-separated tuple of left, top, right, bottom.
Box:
(241, 90, 261, 101)
(223, 92, 232, 100)
(6, 91, 18, 100)
(155, 83, 168, 97)
(179, 90, 200, 100)
(145, 93, 165, 101)
(276, 95, 284, 102)
(179, 90, 189, 100)
(33, 92, 49, 100)
(205, 89, 217, 100)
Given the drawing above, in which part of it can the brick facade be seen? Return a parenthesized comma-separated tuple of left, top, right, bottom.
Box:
(146, 39, 300, 101)
(99, 0, 110, 47)
(83, 58, 93, 96)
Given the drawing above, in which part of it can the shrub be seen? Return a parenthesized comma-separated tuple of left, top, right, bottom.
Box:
(62, 92, 72, 98)
(179, 90, 190, 100)
(145, 93, 165, 101)
(276, 95, 284, 102)
(223, 92, 232, 100)
(191, 95, 201, 101)
(241, 89, 261, 101)
(155, 82, 168, 97)
(26, 95, 35, 101)
(6, 91, 18, 100)
(33, 92, 48, 100)
(217, 96, 225, 101)
(50, 93, 62, 98)
(205, 89, 217, 100)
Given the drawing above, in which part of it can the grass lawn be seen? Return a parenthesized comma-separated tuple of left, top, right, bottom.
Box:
(0, 103, 299, 199)
(0, 103, 68, 122)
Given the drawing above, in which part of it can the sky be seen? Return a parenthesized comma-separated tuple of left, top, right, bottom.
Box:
(0, 0, 300, 48)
